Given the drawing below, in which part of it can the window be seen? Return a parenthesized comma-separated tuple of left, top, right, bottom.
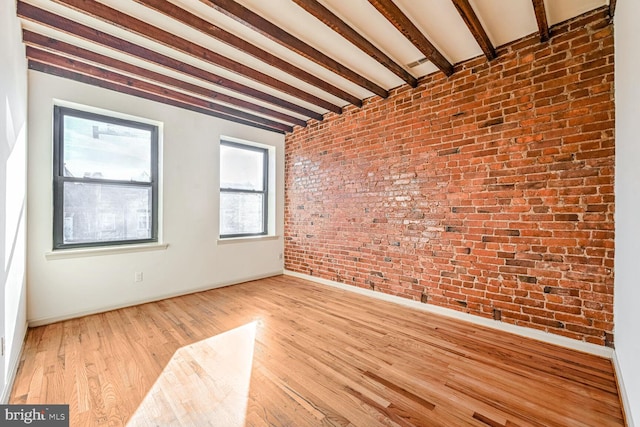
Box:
(137, 209, 150, 235)
(53, 106, 158, 249)
(219, 140, 268, 238)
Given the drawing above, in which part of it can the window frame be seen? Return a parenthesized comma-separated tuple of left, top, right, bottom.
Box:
(52, 106, 159, 250)
(219, 140, 269, 239)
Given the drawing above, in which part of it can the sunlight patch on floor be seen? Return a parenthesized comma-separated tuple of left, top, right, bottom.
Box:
(126, 322, 257, 426)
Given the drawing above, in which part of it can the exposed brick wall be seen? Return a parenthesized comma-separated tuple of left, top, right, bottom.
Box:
(284, 8, 615, 346)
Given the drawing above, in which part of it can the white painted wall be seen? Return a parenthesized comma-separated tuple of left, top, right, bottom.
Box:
(27, 72, 285, 325)
(614, 1, 640, 424)
(0, 0, 29, 402)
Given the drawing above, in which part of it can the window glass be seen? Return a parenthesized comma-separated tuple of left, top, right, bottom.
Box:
(63, 115, 152, 182)
(53, 106, 158, 249)
(62, 182, 152, 244)
(220, 144, 264, 191)
(220, 193, 265, 235)
(219, 141, 268, 238)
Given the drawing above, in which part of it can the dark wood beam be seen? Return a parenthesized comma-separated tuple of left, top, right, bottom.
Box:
(134, 0, 361, 107)
(367, 0, 454, 76)
(199, 0, 389, 99)
(26, 52, 291, 133)
(29, 61, 285, 134)
(27, 48, 293, 132)
(451, 0, 496, 60)
(23, 31, 307, 128)
(609, 0, 617, 18)
(52, 0, 340, 114)
(532, 0, 550, 42)
(291, 0, 417, 88)
(16, 2, 325, 121)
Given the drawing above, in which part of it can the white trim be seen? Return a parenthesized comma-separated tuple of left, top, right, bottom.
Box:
(45, 242, 169, 260)
(220, 134, 273, 151)
(612, 351, 635, 427)
(29, 270, 283, 327)
(49, 100, 166, 255)
(1, 322, 28, 403)
(217, 235, 280, 245)
(284, 270, 614, 359)
(53, 98, 163, 128)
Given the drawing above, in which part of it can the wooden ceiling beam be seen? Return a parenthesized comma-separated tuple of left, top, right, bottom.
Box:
(532, 0, 550, 42)
(451, 0, 496, 60)
(22, 31, 307, 128)
(26, 49, 292, 133)
(51, 0, 341, 114)
(368, 0, 453, 76)
(609, 0, 617, 19)
(16, 2, 324, 121)
(29, 62, 286, 133)
(199, 0, 389, 99)
(291, 0, 417, 88)
(133, 0, 362, 107)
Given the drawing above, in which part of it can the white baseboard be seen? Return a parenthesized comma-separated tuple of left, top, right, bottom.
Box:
(284, 270, 614, 359)
(1, 322, 28, 403)
(28, 271, 284, 327)
(612, 351, 635, 427)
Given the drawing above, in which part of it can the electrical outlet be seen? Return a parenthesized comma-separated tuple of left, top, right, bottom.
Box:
(135, 272, 143, 282)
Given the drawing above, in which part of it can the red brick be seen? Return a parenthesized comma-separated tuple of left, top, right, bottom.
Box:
(284, 9, 614, 346)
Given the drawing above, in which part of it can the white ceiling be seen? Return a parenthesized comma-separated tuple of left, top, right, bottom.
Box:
(17, 0, 610, 132)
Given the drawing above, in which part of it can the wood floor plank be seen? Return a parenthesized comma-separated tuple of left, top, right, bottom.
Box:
(10, 275, 625, 426)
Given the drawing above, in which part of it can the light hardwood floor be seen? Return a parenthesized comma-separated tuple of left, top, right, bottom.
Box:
(10, 275, 625, 426)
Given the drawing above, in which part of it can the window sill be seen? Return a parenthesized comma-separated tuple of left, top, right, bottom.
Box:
(217, 235, 280, 245)
(45, 242, 169, 260)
